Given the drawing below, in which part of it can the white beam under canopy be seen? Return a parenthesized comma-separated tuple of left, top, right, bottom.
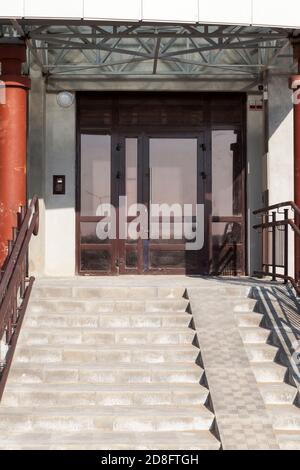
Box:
(1, 1, 300, 29)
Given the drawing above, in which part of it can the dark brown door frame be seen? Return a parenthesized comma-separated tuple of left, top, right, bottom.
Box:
(210, 123, 247, 275)
(76, 130, 118, 276)
(76, 92, 247, 276)
(118, 133, 143, 275)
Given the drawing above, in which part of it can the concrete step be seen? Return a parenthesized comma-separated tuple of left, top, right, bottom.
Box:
(25, 312, 192, 329)
(31, 286, 186, 300)
(0, 280, 224, 450)
(187, 297, 258, 313)
(239, 326, 270, 344)
(266, 404, 300, 431)
(251, 362, 288, 383)
(9, 362, 203, 385)
(2, 383, 209, 407)
(275, 432, 300, 450)
(19, 328, 196, 346)
(244, 343, 279, 363)
(15, 344, 200, 364)
(258, 383, 298, 405)
(0, 430, 220, 450)
(0, 406, 215, 433)
(235, 312, 263, 328)
(179, 285, 250, 296)
(27, 308, 189, 317)
(27, 299, 189, 315)
(233, 299, 260, 312)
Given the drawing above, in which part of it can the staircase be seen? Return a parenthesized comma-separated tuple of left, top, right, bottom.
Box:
(235, 295, 300, 450)
(0, 283, 220, 450)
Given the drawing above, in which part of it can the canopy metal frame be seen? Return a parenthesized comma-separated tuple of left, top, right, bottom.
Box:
(0, 19, 298, 79)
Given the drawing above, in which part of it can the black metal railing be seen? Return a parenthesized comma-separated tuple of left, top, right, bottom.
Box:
(0, 196, 39, 400)
(253, 201, 300, 295)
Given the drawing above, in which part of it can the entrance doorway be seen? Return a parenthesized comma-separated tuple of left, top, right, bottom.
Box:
(77, 93, 246, 276)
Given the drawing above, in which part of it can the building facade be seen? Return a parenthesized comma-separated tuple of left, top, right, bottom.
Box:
(2, 1, 300, 453)
(0, 1, 299, 278)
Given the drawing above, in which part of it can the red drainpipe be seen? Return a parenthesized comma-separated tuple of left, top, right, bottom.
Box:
(290, 44, 300, 283)
(0, 44, 30, 268)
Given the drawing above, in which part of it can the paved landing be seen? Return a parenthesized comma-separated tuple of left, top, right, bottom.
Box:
(188, 283, 280, 450)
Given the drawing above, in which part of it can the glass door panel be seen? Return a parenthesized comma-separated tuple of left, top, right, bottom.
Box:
(126, 138, 138, 209)
(211, 129, 244, 275)
(148, 138, 199, 273)
(81, 135, 111, 215)
(119, 138, 141, 274)
(150, 139, 197, 209)
(79, 134, 116, 274)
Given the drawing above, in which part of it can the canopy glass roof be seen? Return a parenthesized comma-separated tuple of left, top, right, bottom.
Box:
(0, 20, 297, 79)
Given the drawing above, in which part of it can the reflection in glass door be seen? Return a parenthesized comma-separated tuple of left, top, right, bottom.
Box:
(211, 129, 245, 275)
(118, 138, 142, 274)
(79, 134, 117, 274)
(148, 138, 202, 274)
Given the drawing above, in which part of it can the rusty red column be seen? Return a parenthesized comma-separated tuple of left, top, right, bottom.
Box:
(290, 45, 300, 282)
(0, 44, 30, 268)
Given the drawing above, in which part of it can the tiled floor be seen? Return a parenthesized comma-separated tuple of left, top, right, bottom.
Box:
(188, 284, 280, 450)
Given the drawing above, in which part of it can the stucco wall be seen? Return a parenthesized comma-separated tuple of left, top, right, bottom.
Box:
(43, 94, 76, 276)
(28, 66, 46, 275)
(266, 73, 294, 277)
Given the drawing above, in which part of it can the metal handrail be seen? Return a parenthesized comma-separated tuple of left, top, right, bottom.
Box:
(0, 196, 39, 400)
(253, 201, 300, 295)
(253, 201, 300, 217)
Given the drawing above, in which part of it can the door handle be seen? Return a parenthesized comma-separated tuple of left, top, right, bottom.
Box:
(116, 171, 121, 180)
(200, 172, 207, 180)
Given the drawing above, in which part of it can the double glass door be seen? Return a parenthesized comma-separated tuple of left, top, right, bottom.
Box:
(78, 133, 207, 275)
(77, 92, 246, 276)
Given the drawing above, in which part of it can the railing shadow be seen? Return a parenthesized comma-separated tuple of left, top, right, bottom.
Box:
(0, 196, 39, 401)
(251, 285, 300, 388)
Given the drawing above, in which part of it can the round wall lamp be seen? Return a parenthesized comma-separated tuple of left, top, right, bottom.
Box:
(56, 91, 75, 108)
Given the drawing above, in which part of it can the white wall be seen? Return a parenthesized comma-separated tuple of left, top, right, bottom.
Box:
(85, 0, 141, 21)
(252, 0, 300, 28)
(198, 0, 252, 25)
(143, 0, 198, 23)
(0, 1, 24, 17)
(1, 1, 300, 28)
(267, 75, 294, 206)
(24, 1, 83, 19)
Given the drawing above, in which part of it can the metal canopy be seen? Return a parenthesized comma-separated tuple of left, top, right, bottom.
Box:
(0, 19, 297, 79)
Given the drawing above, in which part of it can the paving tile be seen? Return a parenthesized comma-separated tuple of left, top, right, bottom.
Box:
(188, 285, 280, 450)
